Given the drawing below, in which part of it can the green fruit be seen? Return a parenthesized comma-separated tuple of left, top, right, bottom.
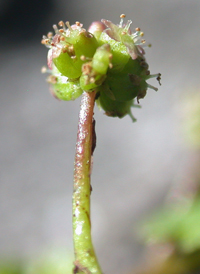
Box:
(103, 58, 149, 102)
(50, 73, 83, 100)
(53, 30, 98, 79)
(92, 44, 112, 75)
(53, 50, 81, 79)
(98, 32, 130, 72)
(80, 44, 112, 91)
(96, 87, 136, 121)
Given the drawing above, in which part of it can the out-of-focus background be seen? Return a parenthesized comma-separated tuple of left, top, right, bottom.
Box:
(1, 0, 200, 273)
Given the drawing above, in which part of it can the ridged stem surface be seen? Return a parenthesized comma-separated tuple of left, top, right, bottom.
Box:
(73, 91, 102, 274)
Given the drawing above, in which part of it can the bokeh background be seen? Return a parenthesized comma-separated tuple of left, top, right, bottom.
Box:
(1, 0, 200, 273)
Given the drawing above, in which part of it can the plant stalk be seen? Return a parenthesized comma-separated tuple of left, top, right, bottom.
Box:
(73, 91, 102, 274)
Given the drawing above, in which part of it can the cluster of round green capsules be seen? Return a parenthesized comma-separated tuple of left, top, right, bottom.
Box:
(42, 14, 161, 121)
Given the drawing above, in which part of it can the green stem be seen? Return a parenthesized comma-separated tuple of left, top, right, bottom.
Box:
(73, 91, 102, 274)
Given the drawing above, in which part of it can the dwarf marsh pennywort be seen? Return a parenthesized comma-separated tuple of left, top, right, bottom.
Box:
(42, 14, 161, 274)
(42, 14, 161, 121)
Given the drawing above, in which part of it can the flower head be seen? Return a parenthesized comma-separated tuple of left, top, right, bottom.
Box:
(41, 21, 98, 79)
(101, 14, 146, 60)
(42, 15, 161, 121)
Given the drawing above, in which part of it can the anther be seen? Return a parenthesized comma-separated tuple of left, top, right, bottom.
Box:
(80, 55, 86, 61)
(157, 73, 161, 85)
(41, 66, 47, 73)
(135, 27, 141, 32)
(47, 32, 53, 38)
(90, 77, 95, 83)
(41, 39, 50, 45)
(120, 14, 126, 18)
(58, 21, 66, 31)
(68, 45, 74, 52)
(47, 75, 57, 84)
(137, 90, 147, 103)
(58, 21, 64, 27)
(119, 14, 126, 27)
(76, 21, 81, 26)
(62, 48, 67, 53)
(140, 61, 149, 69)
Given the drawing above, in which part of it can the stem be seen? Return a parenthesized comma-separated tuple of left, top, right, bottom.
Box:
(73, 91, 102, 274)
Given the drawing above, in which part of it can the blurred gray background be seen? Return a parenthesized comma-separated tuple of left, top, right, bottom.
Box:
(0, 0, 200, 273)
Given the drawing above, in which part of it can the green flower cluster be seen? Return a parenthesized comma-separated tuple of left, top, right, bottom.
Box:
(42, 15, 161, 121)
